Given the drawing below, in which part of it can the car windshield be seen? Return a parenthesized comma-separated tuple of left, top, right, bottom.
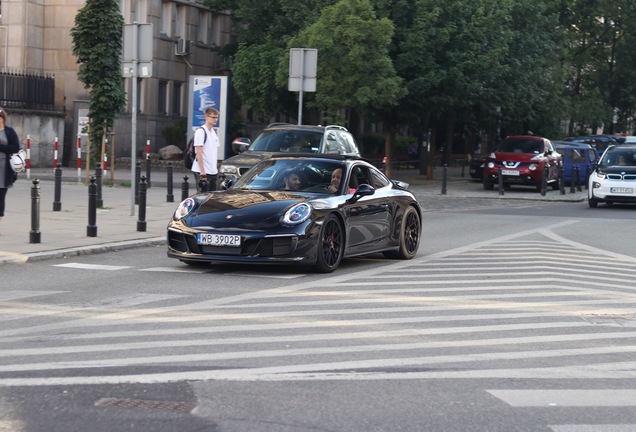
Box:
(499, 139, 543, 154)
(247, 130, 323, 153)
(233, 159, 345, 193)
(599, 148, 636, 168)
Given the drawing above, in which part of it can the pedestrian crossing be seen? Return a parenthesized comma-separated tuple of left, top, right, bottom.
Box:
(1, 227, 635, 429)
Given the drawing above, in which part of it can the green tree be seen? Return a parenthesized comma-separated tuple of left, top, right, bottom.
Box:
(205, 0, 335, 119)
(71, 0, 126, 160)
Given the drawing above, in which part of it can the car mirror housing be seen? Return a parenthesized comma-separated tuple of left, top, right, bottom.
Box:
(347, 183, 375, 203)
(232, 137, 251, 154)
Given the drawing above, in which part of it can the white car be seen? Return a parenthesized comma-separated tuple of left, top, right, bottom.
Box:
(588, 144, 636, 208)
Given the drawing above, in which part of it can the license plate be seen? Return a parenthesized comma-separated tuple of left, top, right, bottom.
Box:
(610, 187, 633, 194)
(501, 169, 520, 176)
(197, 233, 241, 247)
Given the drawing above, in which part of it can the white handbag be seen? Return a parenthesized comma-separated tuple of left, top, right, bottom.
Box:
(9, 148, 26, 173)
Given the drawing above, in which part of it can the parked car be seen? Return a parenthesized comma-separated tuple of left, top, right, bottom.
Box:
(483, 135, 562, 192)
(217, 123, 361, 187)
(588, 144, 636, 208)
(553, 141, 599, 185)
(168, 154, 422, 273)
(566, 134, 619, 156)
(469, 156, 486, 180)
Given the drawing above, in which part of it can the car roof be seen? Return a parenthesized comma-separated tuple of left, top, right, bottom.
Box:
(263, 123, 349, 133)
(504, 135, 545, 141)
(270, 153, 366, 163)
(552, 141, 594, 149)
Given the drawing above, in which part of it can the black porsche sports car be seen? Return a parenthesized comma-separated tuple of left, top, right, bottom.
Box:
(167, 155, 422, 272)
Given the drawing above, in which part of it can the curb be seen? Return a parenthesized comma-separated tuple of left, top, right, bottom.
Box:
(0, 237, 166, 266)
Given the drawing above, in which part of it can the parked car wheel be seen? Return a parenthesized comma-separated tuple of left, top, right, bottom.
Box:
(314, 214, 344, 273)
(588, 197, 599, 208)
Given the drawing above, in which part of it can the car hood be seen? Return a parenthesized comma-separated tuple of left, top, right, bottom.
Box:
(492, 151, 543, 162)
(221, 151, 277, 168)
(598, 166, 636, 175)
(187, 190, 314, 229)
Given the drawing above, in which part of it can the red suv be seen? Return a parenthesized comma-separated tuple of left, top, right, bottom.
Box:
(483, 135, 562, 192)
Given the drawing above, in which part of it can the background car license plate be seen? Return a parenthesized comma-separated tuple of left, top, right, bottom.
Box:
(197, 233, 241, 247)
(610, 187, 633, 194)
(501, 169, 520, 176)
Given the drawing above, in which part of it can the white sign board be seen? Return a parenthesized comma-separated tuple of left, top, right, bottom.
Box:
(288, 48, 317, 92)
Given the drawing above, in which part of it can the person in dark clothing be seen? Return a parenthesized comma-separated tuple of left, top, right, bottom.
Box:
(0, 107, 21, 223)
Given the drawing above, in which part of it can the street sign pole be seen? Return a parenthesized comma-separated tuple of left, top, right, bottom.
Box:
(123, 22, 152, 215)
(297, 49, 304, 125)
(130, 22, 138, 216)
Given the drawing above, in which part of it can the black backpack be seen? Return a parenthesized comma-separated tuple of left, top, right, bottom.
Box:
(184, 126, 207, 169)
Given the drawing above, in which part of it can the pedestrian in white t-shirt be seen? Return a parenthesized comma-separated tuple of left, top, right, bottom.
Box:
(191, 107, 220, 192)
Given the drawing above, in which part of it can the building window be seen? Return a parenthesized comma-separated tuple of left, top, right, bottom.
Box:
(175, 4, 186, 38)
(198, 10, 209, 43)
(158, 80, 168, 115)
(161, 1, 173, 36)
(172, 82, 182, 116)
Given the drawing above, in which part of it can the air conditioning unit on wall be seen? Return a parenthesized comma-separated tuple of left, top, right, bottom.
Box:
(175, 38, 192, 56)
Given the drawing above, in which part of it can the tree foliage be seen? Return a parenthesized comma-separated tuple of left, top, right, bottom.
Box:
(71, 0, 126, 154)
(283, 0, 405, 123)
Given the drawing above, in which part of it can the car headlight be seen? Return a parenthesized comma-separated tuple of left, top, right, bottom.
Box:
(281, 203, 312, 226)
(595, 171, 607, 179)
(220, 165, 238, 175)
(487, 161, 495, 169)
(174, 197, 197, 220)
(529, 163, 537, 171)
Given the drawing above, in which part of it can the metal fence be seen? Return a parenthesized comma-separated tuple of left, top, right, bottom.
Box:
(0, 71, 55, 111)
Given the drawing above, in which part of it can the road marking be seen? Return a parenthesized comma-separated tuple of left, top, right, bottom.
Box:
(487, 390, 636, 407)
(54, 263, 132, 271)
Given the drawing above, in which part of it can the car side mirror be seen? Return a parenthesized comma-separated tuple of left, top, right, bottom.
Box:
(347, 183, 375, 203)
(232, 137, 251, 154)
(221, 178, 234, 190)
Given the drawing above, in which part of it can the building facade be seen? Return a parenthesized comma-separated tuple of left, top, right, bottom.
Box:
(0, 0, 233, 166)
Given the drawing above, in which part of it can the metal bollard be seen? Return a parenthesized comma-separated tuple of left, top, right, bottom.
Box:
(29, 179, 41, 243)
(575, 166, 582, 192)
(441, 164, 448, 195)
(95, 163, 103, 208)
(135, 160, 141, 204)
(145, 153, 152, 188)
(137, 175, 147, 232)
(181, 175, 190, 201)
(87, 176, 97, 237)
(166, 161, 174, 202)
(585, 165, 590, 190)
(53, 163, 62, 211)
(498, 166, 504, 196)
(559, 164, 565, 195)
(540, 165, 547, 196)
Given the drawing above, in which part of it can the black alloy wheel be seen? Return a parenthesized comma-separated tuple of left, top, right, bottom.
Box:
(384, 206, 421, 260)
(314, 214, 344, 273)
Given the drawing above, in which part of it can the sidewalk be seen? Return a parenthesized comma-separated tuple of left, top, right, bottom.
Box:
(0, 165, 587, 266)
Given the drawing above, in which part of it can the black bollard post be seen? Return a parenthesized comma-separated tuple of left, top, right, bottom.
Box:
(145, 153, 152, 188)
(559, 164, 565, 195)
(87, 176, 97, 237)
(29, 179, 41, 243)
(575, 166, 582, 192)
(135, 160, 141, 205)
(137, 175, 147, 232)
(441, 164, 448, 195)
(181, 175, 190, 201)
(585, 165, 590, 190)
(166, 161, 174, 202)
(540, 165, 547, 196)
(95, 163, 103, 208)
(53, 163, 62, 211)
(570, 169, 576, 193)
(498, 165, 504, 196)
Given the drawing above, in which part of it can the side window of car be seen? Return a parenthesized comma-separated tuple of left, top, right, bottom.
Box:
(370, 170, 390, 189)
(325, 132, 340, 153)
(335, 131, 358, 154)
(588, 149, 597, 162)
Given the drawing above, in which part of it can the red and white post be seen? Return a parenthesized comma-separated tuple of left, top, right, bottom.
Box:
(53, 136, 59, 173)
(76, 134, 82, 182)
(26, 135, 31, 180)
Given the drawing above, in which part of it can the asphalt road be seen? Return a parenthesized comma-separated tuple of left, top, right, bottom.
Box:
(0, 198, 635, 432)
